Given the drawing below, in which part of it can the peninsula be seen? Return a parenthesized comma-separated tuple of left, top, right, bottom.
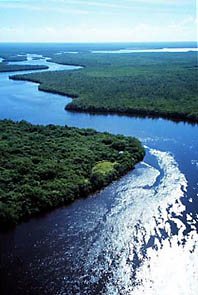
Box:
(10, 51, 198, 123)
(0, 120, 144, 228)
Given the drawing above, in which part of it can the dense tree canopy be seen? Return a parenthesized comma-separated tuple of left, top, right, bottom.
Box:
(10, 51, 198, 122)
(0, 64, 49, 72)
(0, 120, 144, 228)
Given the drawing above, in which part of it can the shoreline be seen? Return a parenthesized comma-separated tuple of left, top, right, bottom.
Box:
(0, 120, 145, 230)
(9, 73, 198, 125)
(65, 104, 198, 125)
(0, 65, 49, 73)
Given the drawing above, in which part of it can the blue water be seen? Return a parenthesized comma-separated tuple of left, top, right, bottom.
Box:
(0, 54, 197, 295)
(0, 54, 81, 125)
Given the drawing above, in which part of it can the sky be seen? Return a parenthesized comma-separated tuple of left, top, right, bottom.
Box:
(0, 0, 197, 42)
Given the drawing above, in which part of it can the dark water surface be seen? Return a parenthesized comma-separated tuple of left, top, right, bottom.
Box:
(0, 55, 197, 295)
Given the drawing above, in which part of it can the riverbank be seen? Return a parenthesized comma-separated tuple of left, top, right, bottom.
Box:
(9, 51, 198, 123)
(9, 73, 79, 98)
(0, 64, 49, 72)
(0, 43, 198, 295)
(0, 119, 145, 229)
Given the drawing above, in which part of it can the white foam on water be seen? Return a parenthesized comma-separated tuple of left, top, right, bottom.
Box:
(106, 148, 198, 294)
(191, 160, 198, 168)
(83, 147, 198, 294)
(131, 234, 198, 295)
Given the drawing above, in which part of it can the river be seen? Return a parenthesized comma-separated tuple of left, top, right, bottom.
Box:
(0, 54, 197, 295)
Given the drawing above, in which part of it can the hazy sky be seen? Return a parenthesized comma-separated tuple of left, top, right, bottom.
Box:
(0, 0, 197, 42)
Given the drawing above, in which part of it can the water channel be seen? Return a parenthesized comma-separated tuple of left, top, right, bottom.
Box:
(0, 54, 197, 295)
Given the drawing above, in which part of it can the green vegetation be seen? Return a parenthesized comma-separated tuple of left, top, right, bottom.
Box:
(91, 161, 118, 187)
(10, 51, 198, 122)
(0, 63, 49, 72)
(92, 161, 117, 176)
(0, 56, 27, 62)
(0, 120, 144, 228)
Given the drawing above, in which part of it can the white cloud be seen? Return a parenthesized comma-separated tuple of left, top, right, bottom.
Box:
(0, 0, 131, 10)
(0, 0, 193, 5)
(0, 0, 195, 17)
(0, 0, 196, 42)
(122, 0, 192, 4)
(0, 17, 196, 42)
(46, 0, 194, 7)
(41, 0, 138, 10)
(0, 2, 88, 14)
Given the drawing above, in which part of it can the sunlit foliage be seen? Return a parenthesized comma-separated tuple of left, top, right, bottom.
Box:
(0, 120, 144, 227)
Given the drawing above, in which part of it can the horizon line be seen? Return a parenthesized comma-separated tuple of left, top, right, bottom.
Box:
(0, 40, 197, 44)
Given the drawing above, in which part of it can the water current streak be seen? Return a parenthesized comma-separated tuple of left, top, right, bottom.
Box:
(88, 147, 197, 294)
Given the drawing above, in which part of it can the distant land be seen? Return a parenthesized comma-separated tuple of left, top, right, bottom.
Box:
(0, 41, 197, 226)
(0, 64, 48, 72)
(6, 41, 198, 123)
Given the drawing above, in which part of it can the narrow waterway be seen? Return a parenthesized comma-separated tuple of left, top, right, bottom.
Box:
(0, 55, 197, 295)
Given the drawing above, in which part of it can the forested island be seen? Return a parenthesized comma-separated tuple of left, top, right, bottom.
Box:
(10, 51, 198, 122)
(0, 64, 49, 72)
(0, 55, 27, 62)
(0, 120, 144, 228)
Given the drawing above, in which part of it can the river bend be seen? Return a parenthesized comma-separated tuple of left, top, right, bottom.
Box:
(0, 54, 197, 295)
